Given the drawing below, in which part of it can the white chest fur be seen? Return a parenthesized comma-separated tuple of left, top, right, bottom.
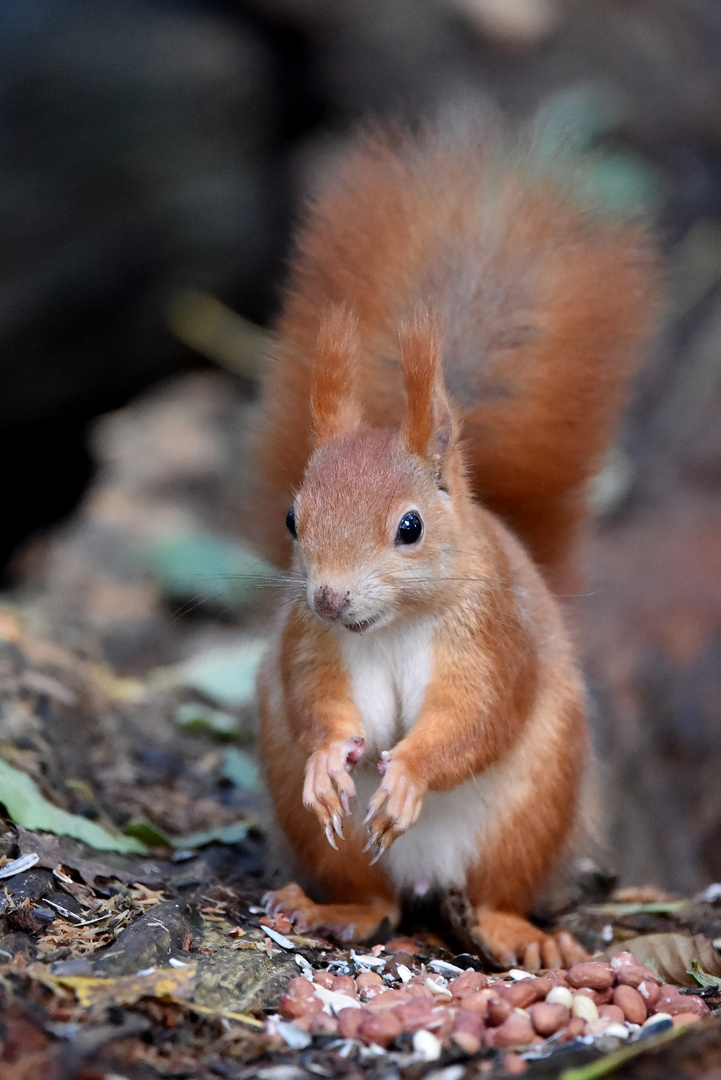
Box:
(339, 617, 436, 755)
(355, 770, 492, 894)
(340, 616, 488, 894)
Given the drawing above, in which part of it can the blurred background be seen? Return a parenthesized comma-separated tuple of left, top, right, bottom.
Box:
(1, 0, 721, 896)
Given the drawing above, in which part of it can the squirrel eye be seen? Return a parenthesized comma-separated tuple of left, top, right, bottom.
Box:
(396, 511, 423, 545)
(286, 507, 297, 538)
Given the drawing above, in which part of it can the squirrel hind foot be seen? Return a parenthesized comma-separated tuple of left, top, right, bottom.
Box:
(470, 908, 588, 971)
(263, 882, 400, 944)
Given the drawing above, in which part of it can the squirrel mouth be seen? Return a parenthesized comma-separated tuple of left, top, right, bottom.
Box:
(344, 616, 378, 634)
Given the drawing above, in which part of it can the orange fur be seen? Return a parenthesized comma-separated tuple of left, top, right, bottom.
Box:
(256, 121, 658, 587)
(255, 118, 659, 966)
(399, 307, 454, 475)
(310, 306, 363, 448)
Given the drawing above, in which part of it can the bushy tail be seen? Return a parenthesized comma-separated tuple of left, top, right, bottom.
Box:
(256, 119, 660, 587)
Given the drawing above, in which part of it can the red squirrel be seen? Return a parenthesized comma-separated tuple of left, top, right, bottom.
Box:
(255, 119, 658, 969)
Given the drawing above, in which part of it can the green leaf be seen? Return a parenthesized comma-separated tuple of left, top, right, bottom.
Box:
(221, 747, 259, 789)
(689, 959, 721, 989)
(589, 900, 689, 916)
(537, 83, 626, 155)
(175, 702, 240, 738)
(124, 814, 257, 851)
(0, 758, 146, 855)
(147, 531, 275, 608)
(173, 819, 255, 849)
(123, 818, 174, 848)
(177, 642, 266, 708)
(582, 152, 664, 214)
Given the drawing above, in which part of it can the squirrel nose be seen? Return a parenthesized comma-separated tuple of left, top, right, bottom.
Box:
(313, 585, 350, 620)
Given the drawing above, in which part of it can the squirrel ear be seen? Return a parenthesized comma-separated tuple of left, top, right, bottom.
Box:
(310, 305, 363, 448)
(400, 306, 454, 481)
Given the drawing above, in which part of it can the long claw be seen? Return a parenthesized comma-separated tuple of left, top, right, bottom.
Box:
(362, 804, 376, 826)
(369, 841, 387, 866)
(340, 790, 351, 816)
(291, 909, 309, 932)
(332, 814, 344, 840)
(363, 831, 376, 853)
(324, 824, 338, 850)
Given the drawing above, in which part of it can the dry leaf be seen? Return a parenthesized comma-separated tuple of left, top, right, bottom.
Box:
(605, 933, 721, 986)
(48, 963, 198, 1007)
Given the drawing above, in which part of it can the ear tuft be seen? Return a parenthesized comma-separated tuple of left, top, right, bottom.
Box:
(310, 305, 363, 448)
(400, 305, 454, 480)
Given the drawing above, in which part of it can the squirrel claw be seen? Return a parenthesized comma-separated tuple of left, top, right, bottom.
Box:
(324, 824, 339, 850)
(368, 841, 387, 866)
(303, 738, 363, 837)
(362, 831, 375, 853)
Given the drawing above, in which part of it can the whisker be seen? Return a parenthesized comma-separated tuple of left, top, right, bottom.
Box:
(158, 568, 306, 624)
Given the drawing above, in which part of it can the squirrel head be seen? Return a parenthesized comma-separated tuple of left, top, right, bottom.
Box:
(287, 305, 471, 634)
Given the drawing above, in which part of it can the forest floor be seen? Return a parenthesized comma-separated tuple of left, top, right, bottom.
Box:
(0, 371, 720, 1079)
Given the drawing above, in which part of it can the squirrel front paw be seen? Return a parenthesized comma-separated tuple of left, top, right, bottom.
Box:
(303, 736, 365, 848)
(363, 753, 426, 862)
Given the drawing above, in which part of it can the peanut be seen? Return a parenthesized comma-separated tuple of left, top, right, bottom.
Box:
(611, 952, 661, 988)
(654, 992, 709, 1018)
(451, 1030, 483, 1054)
(613, 984, 647, 1024)
(585, 1017, 617, 1037)
(392, 999, 437, 1032)
(366, 988, 406, 1012)
(486, 1011, 535, 1048)
(337, 1006, 369, 1039)
(558, 1015, 587, 1042)
(332, 974, 357, 997)
(427, 1008, 454, 1041)
(357, 1011, 404, 1047)
(309, 1011, 338, 1035)
(355, 971, 384, 991)
(571, 995, 599, 1022)
(567, 962, 615, 991)
(287, 976, 316, 999)
(638, 978, 662, 1008)
(449, 969, 489, 995)
(672, 1012, 703, 1028)
(546, 986, 573, 1009)
(598, 1004, 626, 1024)
(278, 993, 316, 1020)
(294, 1007, 325, 1031)
(452, 1008, 486, 1038)
(529, 1001, 570, 1037)
(502, 979, 544, 1009)
(459, 988, 493, 1015)
(487, 995, 513, 1026)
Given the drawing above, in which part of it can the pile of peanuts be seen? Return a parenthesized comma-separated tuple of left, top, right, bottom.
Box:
(272, 951, 710, 1055)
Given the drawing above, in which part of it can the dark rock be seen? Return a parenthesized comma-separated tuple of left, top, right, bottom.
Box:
(6, 904, 55, 934)
(4, 868, 56, 905)
(92, 899, 201, 976)
(0, 930, 38, 958)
